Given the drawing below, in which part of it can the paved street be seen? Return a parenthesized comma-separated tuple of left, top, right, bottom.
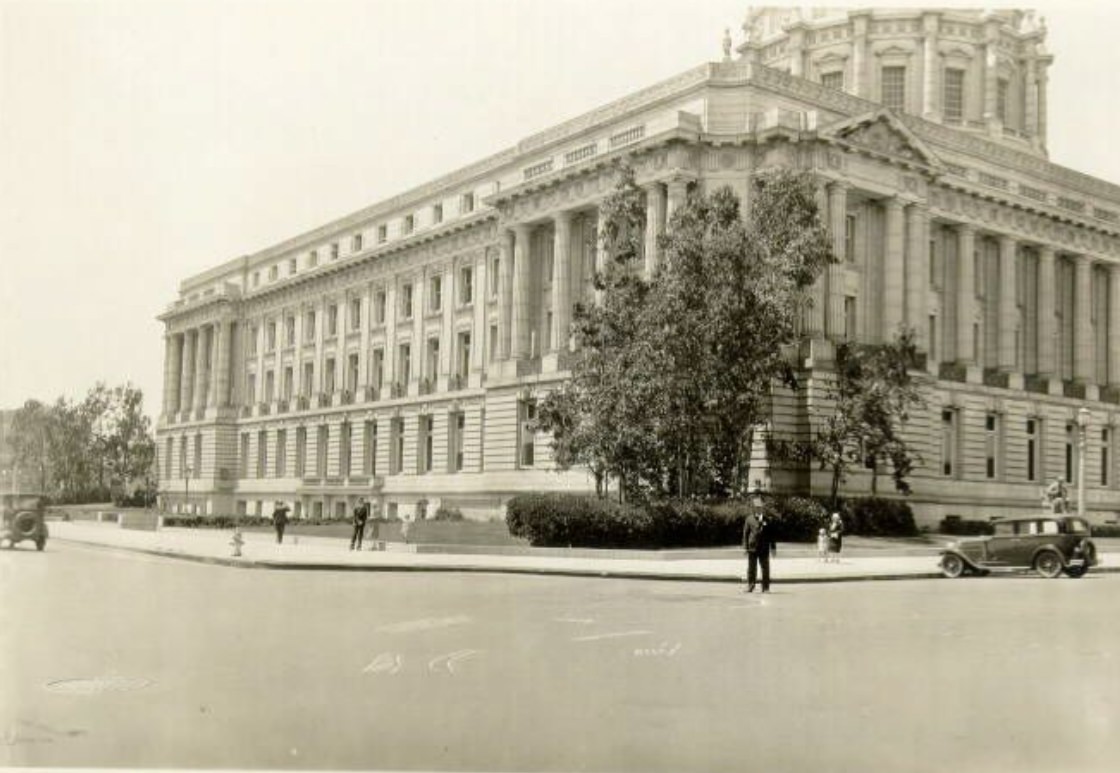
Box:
(2, 541, 1118, 772)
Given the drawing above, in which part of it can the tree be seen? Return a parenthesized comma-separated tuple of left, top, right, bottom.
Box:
(537, 165, 833, 501)
(811, 327, 927, 505)
(7, 399, 53, 493)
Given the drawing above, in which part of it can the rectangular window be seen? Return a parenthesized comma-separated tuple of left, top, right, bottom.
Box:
(267, 322, 277, 352)
(288, 257, 297, 275)
(240, 433, 250, 477)
(252, 271, 260, 287)
(302, 362, 314, 397)
(1102, 428, 1111, 487)
(985, 413, 999, 479)
(844, 214, 856, 263)
(460, 266, 473, 305)
(317, 425, 329, 476)
(457, 331, 471, 379)
(276, 429, 287, 477)
(398, 343, 411, 386)
(401, 284, 413, 319)
(193, 434, 202, 479)
(179, 436, 188, 478)
(249, 325, 259, 355)
(371, 348, 384, 389)
(821, 71, 843, 91)
(268, 265, 278, 282)
(418, 415, 433, 473)
(403, 214, 415, 235)
(304, 310, 316, 342)
(1066, 423, 1075, 483)
(996, 79, 1009, 123)
(257, 430, 267, 478)
(309, 250, 318, 268)
(247, 372, 257, 404)
(518, 399, 537, 467)
(1026, 419, 1038, 482)
(330, 242, 339, 260)
(377, 224, 387, 243)
(390, 417, 404, 475)
(164, 437, 173, 478)
(432, 203, 443, 224)
(375, 290, 387, 324)
(295, 427, 307, 476)
(489, 256, 500, 298)
(928, 315, 937, 362)
(449, 411, 465, 472)
(489, 324, 499, 361)
(352, 233, 363, 252)
(340, 422, 352, 477)
(283, 366, 293, 400)
(363, 420, 377, 476)
(264, 370, 275, 402)
(844, 296, 857, 340)
(347, 353, 359, 393)
(325, 357, 336, 394)
(943, 68, 964, 122)
(429, 275, 442, 312)
(426, 337, 440, 382)
(285, 316, 295, 347)
(940, 409, 957, 477)
(929, 237, 939, 288)
(881, 66, 906, 112)
(350, 298, 361, 331)
(327, 304, 338, 336)
(460, 192, 475, 214)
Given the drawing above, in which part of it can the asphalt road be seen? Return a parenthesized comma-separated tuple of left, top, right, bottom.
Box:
(2, 541, 1117, 772)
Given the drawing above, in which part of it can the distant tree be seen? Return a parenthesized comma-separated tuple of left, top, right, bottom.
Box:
(811, 328, 927, 505)
(7, 399, 53, 493)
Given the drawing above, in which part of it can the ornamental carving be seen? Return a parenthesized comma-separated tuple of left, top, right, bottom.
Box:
(839, 121, 920, 161)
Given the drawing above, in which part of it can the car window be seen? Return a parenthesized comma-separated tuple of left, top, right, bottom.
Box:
(1040, 520, 1059, 535)
(993, 522, 1016, 536)
(1066, 519, 1090, 535)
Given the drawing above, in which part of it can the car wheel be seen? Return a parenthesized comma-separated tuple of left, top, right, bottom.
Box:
(13, 511, 38, 539)
(1034, 549, 1063, 579)
(941, 554, 965, 579)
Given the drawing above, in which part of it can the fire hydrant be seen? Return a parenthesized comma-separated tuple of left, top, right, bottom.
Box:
(230, 527, 244, 557)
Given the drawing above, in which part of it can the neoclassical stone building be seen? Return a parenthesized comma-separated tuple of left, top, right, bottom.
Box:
(157, 7, 1120, 525)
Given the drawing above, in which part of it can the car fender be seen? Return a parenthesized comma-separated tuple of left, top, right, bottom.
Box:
(1029, 543, 1068, 567)
(940, 547, 985, 572)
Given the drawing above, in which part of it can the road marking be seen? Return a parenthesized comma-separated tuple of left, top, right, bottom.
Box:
(377, 615, 471, 634)
(572, 630, 651, 642)
(634, 642, 682, 657)
(362, 652, 402, 675)
(428, 649, 482, 674)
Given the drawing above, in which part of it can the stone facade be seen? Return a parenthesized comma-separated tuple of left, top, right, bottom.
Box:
(157, 8, 1120, 525)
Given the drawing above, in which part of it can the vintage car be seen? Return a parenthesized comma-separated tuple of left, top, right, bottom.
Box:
(0, 493, 49, 551)
(940, 515, 1097, 579)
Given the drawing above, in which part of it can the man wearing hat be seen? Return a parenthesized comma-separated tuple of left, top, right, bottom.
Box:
(741, 483, 776, 592)
(271, 500, 290, 544)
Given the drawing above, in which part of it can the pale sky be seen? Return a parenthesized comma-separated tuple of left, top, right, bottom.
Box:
(2, 0, 1119, 420)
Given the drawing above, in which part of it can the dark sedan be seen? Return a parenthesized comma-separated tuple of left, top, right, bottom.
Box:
(940, 514, 1097, 579)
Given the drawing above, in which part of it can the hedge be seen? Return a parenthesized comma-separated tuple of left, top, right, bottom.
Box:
(161, 515, 353, 529)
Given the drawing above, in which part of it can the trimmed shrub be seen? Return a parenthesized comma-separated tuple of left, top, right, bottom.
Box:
(762, 496, 828, 542)
(939, 516, 994, 536)
(432, 506, 464, 522)
(1089, 523, 1120, 538)
(815, 497, 919, 538)
(506, 493, 653, 548)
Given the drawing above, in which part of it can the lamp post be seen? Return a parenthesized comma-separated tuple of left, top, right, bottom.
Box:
(1076, 408, 1090, 519)
(184, 464, 193, 515)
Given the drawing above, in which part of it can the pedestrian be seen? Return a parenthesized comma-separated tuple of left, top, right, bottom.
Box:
(350, 497, 369, 551)
(828, 512, 844, 563)
(741, 484, 776, 593)
(817, 527, 829, 562)
(272, 501, 290, 544)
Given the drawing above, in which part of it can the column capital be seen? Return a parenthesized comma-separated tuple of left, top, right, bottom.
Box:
(552, 210, 575, 229)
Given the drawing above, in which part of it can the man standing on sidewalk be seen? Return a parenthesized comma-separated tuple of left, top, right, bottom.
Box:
(271, 501, 290, 544)
(350, 497, 369, 551)
(742, 484, 776, 593)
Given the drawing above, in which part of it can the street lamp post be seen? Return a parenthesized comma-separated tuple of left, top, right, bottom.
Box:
(184, 464, 194, 515)
(1076, 408, 1090, 519)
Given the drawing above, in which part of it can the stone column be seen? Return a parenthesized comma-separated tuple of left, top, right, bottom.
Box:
(1074, 255, 1095, 383)
(208, 321, 223, 407)
(440, 266, 454, 382)
(359, 285, 372, 391)
(193, 325, 210, 412)
(998, 236, 1018, 371)
(218, 320, 234, 407)
(666, 179, 689, 224)
(472, 251, 488, 374)
(498, 229, 514, 358)
(510, 224, 533, 360)
(1036, 246, 1057, 377)
(921, 12, 941, 121)
(552, 211, 573, 352)
(180, 329, 196, 416)
(905, 203, 930, 350)
(643, 183, 666, 277)
(827, 183, 848, 338)
(882, 198, 906, 338)
(956, 225, 976, 364)
(1109, 265, 1120, 387)
(165, 332, 183, 418)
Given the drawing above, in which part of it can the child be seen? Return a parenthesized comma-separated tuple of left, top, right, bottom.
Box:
(817, 527, 829, 562)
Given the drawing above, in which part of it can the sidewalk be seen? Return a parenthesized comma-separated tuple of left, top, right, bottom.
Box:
(45, 521, 1120, 585)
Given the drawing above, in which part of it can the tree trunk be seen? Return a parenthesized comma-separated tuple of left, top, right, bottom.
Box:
(831, 464, 842, 509)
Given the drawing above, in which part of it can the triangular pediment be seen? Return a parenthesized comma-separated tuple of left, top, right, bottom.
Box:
(822, 109, 943, 170)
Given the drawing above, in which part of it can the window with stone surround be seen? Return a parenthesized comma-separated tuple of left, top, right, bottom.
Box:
(363, 420, 377, 476)
(252, 271, 260, 288)
(309, 250, 318, 268)
(302, 362, 314, 397)
(398, 343, 411, 385)
(285, 316, 295, 347)
(518, 399, 537, 468)
(820, 70, 843, 91)
(418, 415, 433, 474)
(193, 434, 202, 480)
(996, 79, 1009, 124)
(460, 192, 475, 214)
(460, 266, 473, 305)
(275, 429, 287, 477)
(401, 284, 413, 319)
(429, 275, 442, 312)
(347, 353, 359, 393)
(350, 298, 361, 331)
(403, 214, 415, 235)
(352, 233, 363, 252)
(432, 203, 443, 225)
(317, 425, 329, 476)
(449, 411, 465, 473)
(330, 242, 339, 260)
(1065, 423, 1075, 483)
(283, 366, 293, 400)
(489, 256, 500, 298)
(164, 437, 173, 478)
(1102, 428, 1111, 487)
(374, 290, 387, 325)
(426, 337, 440, 382)
(1026, 419, 1039, 482)
(984, 413, 1001, 480)
(240, 433, 250, 477)
(370, 347, 384, 389)
(844, 297, 857, 340)
(327, 304, 338, 337)
(267, 321, 277, 352)
(264, 370, 274, 402)
(457, 331, 471, 379)
(269, 265, 278, 282)
(389, 417, 404, 475)
(304, 310, 316, 342)
(340, 421, 352, 477)
(247, 373, 256, 404)
(881, 66, 906, 112)
(377, 224, 387, 243)
(489, 324, 498, 361)
(844, 214, 856, 263)
(928, 315, 937, 362)
(295, 427, 306, 476)
(288, 258, 297, 275)
(257, 430, 267, 478)
(943, 68, 965, 122)
(940, 409, 958, 478)
(324, 357, 336, 394)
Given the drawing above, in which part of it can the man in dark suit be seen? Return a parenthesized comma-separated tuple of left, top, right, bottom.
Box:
(742, 484, 776, 593)
(350, 497, 369, 551)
